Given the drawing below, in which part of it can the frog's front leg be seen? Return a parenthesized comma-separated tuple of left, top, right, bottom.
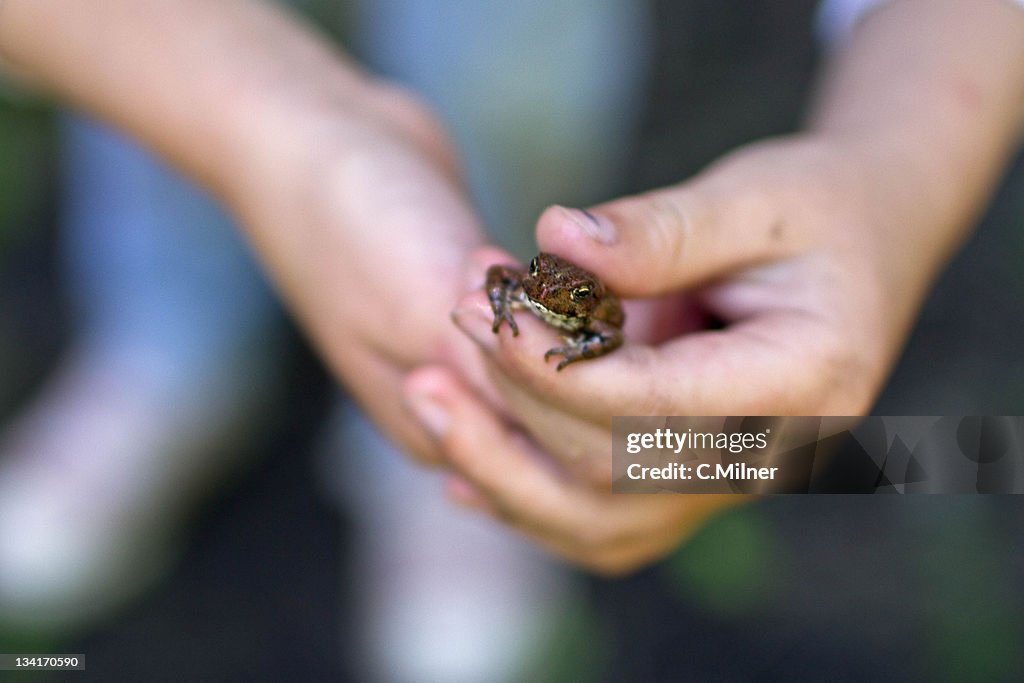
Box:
(544, 321, 624, 371)
(486, 264, 524, 336)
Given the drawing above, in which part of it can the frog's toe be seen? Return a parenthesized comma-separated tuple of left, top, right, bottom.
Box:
(491, 311, 519, 336)
(544, 345, 580, 370)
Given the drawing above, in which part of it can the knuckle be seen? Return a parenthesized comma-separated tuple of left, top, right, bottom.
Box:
(606, 191, 692, 292)
(803, 332, 881, 415)
(644, 191, 692, 272)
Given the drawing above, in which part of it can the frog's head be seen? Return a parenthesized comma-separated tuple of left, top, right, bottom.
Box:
(521, 253, 605, 328)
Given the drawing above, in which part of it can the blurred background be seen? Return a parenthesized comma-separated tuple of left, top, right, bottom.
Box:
(1, 1, 1023, 681)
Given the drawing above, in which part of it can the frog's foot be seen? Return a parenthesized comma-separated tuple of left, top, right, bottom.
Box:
(544, 331, 621, 371)
(486, 286, 519, 335)
(486, 266, 521, 336)
(489, 299, 519, 336)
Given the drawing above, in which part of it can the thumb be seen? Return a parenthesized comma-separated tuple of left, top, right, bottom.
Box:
(536, 155, 809, 297)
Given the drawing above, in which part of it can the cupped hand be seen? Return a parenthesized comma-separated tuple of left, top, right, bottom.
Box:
(409, 134, 956, 573)
(228, 85, 488, 463)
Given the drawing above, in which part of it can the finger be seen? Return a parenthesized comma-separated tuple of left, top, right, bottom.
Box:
(437, 396, 748, 574)
(468, 295, 859, 419)
(403, 365, 603, 542)
(456, 240, 871, 417)
(534, 144, 817, 297)
(444, 473, 494, 511)
(405, 368, 753, 575)
(448, 290, 615, 484)
(345, 354, 446, 466)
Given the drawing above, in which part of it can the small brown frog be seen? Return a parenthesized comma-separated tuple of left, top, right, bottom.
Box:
(486, 252, 624, 370)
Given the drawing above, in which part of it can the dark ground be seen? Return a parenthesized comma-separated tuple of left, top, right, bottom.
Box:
(1, 1, 1023, 681)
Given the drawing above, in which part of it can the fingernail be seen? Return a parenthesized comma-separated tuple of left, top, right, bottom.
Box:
(446, 475, 480, 504)
(559, 205, 617, 245)
(446, 475, 493, 511)
(407, 392, 449, 438)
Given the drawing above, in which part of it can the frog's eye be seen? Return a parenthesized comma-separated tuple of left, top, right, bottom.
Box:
(528, 257, 540, 277)
(571, 285, 591, 301)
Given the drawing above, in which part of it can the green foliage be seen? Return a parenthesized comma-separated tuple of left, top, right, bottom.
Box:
(0, 94, 55, 256)
(520, 593, 610, 683)
(662, 504, 778, 619)
(919, 502, 1024, 682)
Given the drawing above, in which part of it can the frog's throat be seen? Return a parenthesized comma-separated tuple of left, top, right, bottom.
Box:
(524, 296, 586, 332)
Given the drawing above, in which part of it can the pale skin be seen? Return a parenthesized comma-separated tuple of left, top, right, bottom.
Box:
(2, 1, 1024, 575)
(0, 0, 485, 463)
(410, 0, 1024, 574)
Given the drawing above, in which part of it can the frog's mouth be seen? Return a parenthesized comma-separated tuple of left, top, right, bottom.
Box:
(524, 297, 585, 332)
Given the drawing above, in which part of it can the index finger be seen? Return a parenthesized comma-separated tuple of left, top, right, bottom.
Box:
(454, 296, 863, 421)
